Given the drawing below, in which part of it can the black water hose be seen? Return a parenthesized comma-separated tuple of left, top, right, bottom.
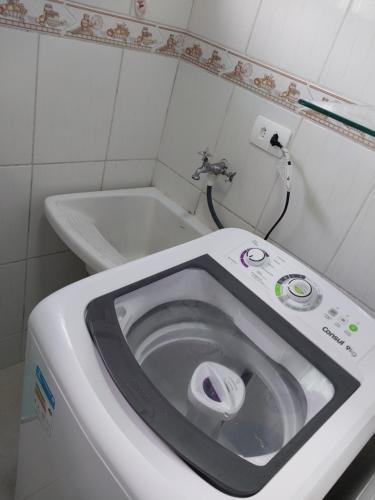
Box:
(206, 185, 224, 230)
(264, 191, 291, 241)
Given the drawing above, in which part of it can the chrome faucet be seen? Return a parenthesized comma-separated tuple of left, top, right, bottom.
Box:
(192, 149, 236, 182)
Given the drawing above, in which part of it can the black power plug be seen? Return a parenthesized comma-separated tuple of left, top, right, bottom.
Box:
(270, 133, 283, 149)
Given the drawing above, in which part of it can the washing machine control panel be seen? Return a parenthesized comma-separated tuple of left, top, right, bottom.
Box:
(226, 237, 375, 364)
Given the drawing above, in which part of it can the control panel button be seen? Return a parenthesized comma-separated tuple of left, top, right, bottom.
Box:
(328, 308, 338, 317)
(275, 274, 322, 311)
(240, 248, 269, 268)
(349, 324, 358, 333)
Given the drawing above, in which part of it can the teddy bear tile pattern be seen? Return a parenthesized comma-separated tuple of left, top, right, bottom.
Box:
(0, 0, 373, 150)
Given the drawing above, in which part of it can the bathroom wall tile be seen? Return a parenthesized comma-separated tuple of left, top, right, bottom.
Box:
(258, 120, 375, 273)
(0, 334, 23, 370)
(78, 0, 131, 15)
(195, 192, 255, 232)
(108, 50, 178, 161)
(34, 36, 121, 164)
(159, 62, 233, 185)
(0, 261, 26, 340)
(153, 161, 201, 213)
(0, 361, 23, 499)
(25, 251, 87, 321)
(0, 29, 37, 166)
(0, 166, 32, 264)
(188, 0, 261, 53)
(212, 87, 302, 227)
(320, 0, 375, 104)
(28, 162, 104, 258)
(102, 159, 155, 189)
(326, 186, 375, 311)
(247, 0, 351, 82)
(130, 0, 194, 28)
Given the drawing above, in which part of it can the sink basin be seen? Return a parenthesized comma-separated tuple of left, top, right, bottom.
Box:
(45, 187, 211, 273)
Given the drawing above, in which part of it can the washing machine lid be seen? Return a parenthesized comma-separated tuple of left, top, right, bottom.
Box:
(85, 255, 359, 498)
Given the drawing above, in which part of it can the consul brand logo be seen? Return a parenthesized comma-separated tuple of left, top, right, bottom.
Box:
(322, 326, 345, 346)
(321, 327, 358, 358)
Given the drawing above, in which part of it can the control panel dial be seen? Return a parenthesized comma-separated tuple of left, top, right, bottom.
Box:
(287, 278, 313, 303)
(275, 274, 322, 311)
(240, 248, 269, 268)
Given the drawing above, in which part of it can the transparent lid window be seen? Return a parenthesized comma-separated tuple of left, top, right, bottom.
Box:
(114, 268, 334, 466)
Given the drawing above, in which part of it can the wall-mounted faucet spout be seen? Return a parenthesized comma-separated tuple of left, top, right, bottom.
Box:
(192, 149, 237, 231)
(192, 149, 236, 182)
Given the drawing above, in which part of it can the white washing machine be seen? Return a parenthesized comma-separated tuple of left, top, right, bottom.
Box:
(15, 228, 375, 500)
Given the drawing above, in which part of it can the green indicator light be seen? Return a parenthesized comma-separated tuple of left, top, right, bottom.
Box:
(294, 286, 303, 295)
(275, 284, 282, 297)
(349, 324, 358, 333)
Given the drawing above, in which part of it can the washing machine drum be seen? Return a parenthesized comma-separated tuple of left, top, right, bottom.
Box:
(86, 256, 359, 497)
(127, 300, 307, 463)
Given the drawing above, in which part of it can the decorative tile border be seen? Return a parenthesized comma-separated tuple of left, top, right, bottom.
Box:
(1, 0, 374, 150)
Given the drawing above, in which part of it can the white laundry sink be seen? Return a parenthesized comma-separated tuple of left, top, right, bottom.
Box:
(45, 187, 211, 273)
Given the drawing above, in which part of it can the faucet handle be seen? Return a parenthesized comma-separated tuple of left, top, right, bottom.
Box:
(198, 148, 212, 160)
(225, 171, 237, 183)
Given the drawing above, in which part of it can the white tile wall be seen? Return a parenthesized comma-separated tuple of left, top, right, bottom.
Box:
(102, 160, 155, 189)
(0, 261, 26, 340)
(130, 0, 194, 28)
(327, 186, 375, 311)
(0, 29, 37, 165)
(320, 0, 375, 104)
(195, 192, 255, 233)
(0, 335, 23, 370)
(34, 36, 122, 164)
(258, 120, 375, 273)
(0, 166, 32, 264)
(212, 87, 301, 227)
(188, 0, 261, 53)
(0, 25, 181, 369)
(153, 161, 200, 213)
(28, 162, 104, 258)
(24, 251, 87, 321)
(159, 62, 234, 185)
(108, 50, 178, 160)
(247, 0, 351, 82)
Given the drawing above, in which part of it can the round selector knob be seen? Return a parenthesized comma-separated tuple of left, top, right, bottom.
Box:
(241, 248, 269, 268)
(287, 278, 313, 303)
(275, 274, 322, 311)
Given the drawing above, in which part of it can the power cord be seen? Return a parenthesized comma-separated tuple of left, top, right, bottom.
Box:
(264, 134, 293, 241)
(264, 191, 291, 241)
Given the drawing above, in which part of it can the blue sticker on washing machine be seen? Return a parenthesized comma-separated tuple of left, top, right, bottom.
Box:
(34, 366, 55, 435)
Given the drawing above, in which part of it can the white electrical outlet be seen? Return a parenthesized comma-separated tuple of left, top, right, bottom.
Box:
(250, 115, 292, 158)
